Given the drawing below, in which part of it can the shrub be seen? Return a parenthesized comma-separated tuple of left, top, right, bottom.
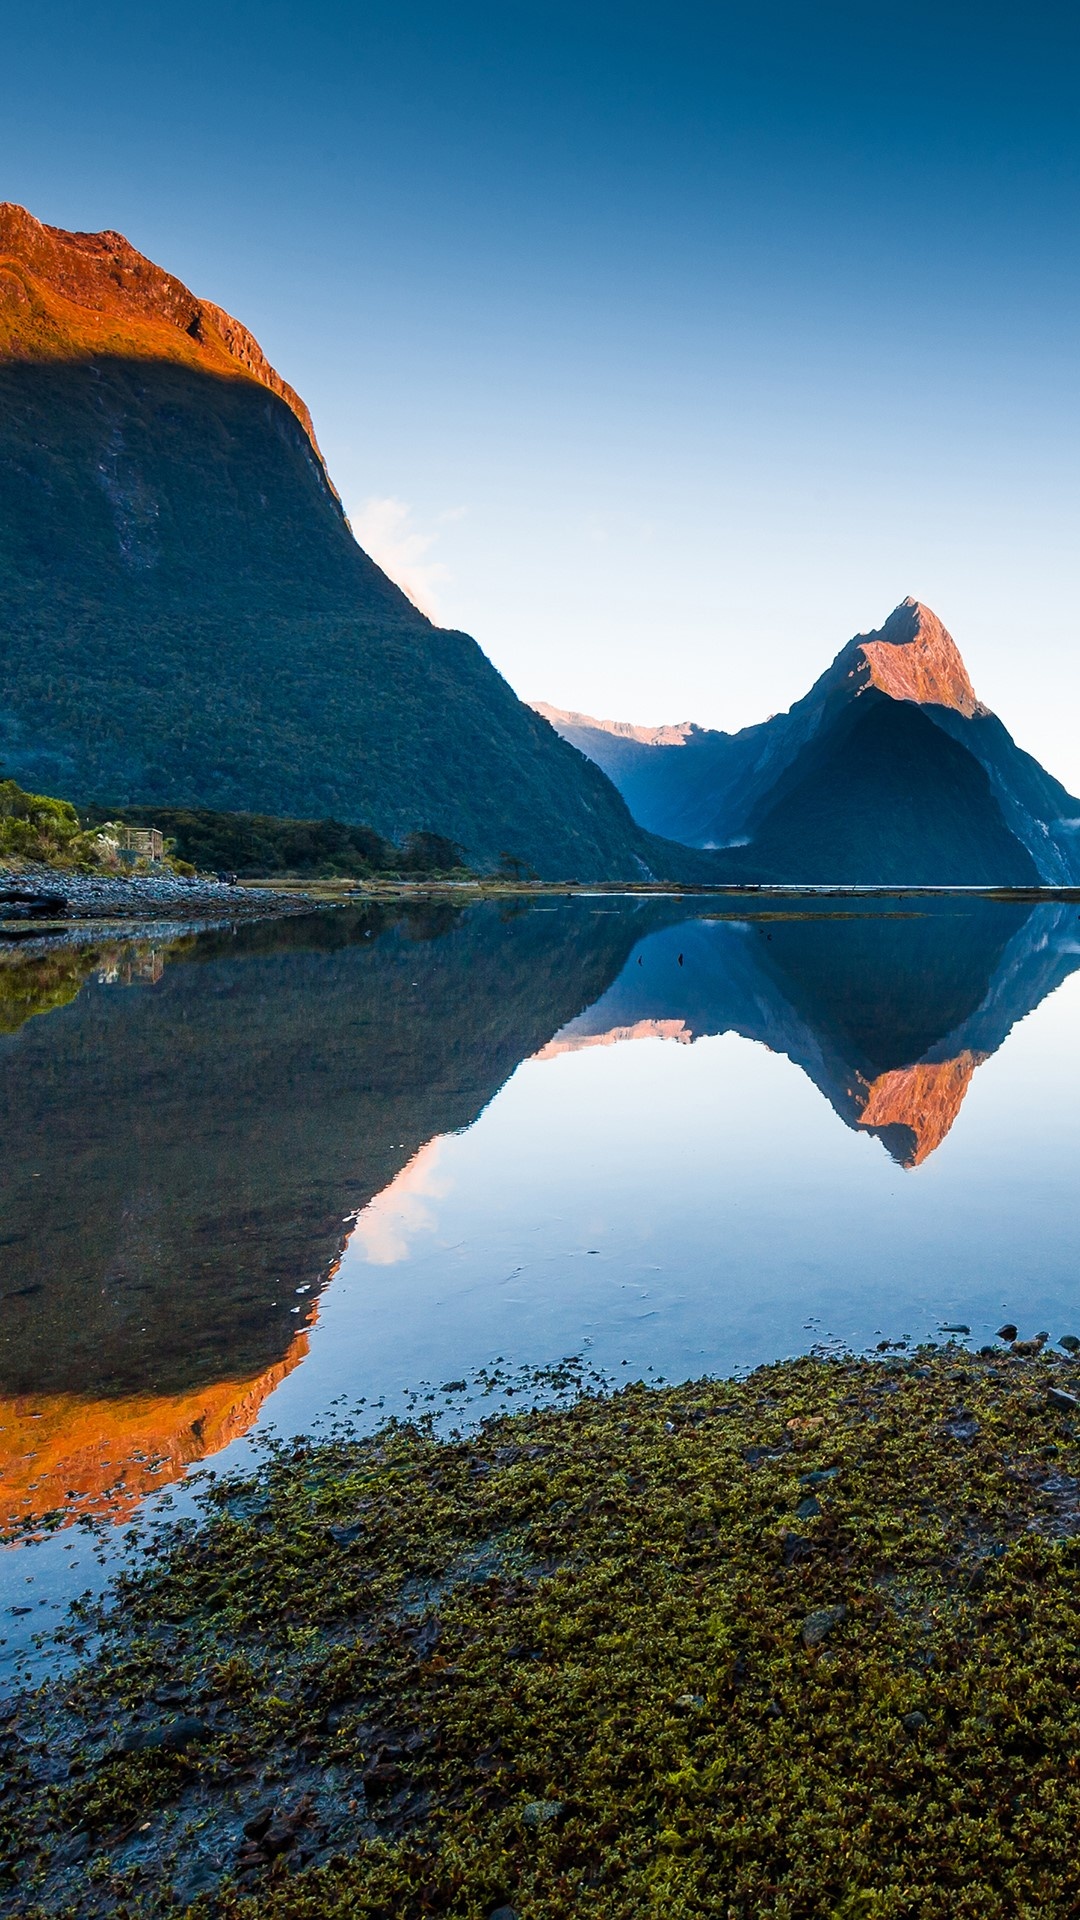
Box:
(0, 777, 109, 871)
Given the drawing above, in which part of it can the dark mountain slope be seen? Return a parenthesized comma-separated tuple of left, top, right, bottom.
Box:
(0, 204, 672, 879)
(539, 600, 1080, 882)
(739, 696, 1038, 884)
(533, 705, 734, 848)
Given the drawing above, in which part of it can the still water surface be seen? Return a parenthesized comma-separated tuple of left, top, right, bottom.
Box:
(3, 895, 1080, 1676)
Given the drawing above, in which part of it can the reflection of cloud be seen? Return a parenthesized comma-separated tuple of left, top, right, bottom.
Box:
(352, 1138, 451, 1265)
(351, 496, 456, 619)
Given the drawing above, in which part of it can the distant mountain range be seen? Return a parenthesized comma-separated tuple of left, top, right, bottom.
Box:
(0, 203, 697, 881)
(537, 599, 1080, 883)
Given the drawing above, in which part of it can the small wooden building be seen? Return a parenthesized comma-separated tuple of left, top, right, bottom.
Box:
(119, 825, 164, 861)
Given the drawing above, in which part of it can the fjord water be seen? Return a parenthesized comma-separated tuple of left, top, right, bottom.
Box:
(3, 896, 1080, 1669)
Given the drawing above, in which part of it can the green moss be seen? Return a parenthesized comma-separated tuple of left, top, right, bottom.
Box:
(9, 1348, 1080, 1916)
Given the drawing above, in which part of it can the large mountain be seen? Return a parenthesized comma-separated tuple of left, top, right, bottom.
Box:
(0, 203, 678, 880)
(537, 600, 1080, 884)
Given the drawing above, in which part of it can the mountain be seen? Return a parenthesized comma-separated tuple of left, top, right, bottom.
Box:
(536, 600, 1080, 884)
(0, 203, 675, 880)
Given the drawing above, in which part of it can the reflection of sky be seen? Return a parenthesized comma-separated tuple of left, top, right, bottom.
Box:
(6, 5, 1080, 781)
(5, 952, 1080, 1685)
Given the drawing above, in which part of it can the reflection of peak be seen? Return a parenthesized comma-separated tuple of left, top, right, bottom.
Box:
(856, 1051, 985, 1167)
(857, 598, 981, 719)
(0, 1325, 311, 1537)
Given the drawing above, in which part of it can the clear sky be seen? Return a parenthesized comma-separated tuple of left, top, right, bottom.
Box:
(4, 1, 1080, 784)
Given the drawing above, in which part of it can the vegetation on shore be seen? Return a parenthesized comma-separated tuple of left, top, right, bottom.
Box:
(8, 1342, 1080, 1917)
(0, 778, 112, 872)
(1, 778, 472, 884)
(81, 807, 470, 882)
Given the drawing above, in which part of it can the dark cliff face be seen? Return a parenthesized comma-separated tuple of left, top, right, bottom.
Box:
(539, 600, 1080, 883)
(0, 204, 659, 879)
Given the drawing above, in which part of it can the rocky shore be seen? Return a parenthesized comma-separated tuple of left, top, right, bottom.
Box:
(6, 1341, 1080, 1917)
(0, 864, 314, 928)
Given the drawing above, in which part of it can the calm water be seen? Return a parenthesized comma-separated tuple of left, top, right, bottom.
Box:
(3, 893, 1080, 1679)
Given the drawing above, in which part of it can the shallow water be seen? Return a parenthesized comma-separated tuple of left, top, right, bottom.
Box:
(3, 894, 1080, 1679)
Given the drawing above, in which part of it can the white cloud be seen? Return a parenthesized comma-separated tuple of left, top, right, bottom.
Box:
(351, 496, 458, 620)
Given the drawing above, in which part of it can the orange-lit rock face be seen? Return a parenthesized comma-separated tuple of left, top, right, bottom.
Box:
(0, 201, 327, 474)
(0, 1328, 310, 1539)
(857, 1051, 984, 1166)
(859, 601, 980, 718)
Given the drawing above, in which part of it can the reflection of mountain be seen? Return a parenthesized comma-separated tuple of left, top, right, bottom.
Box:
(0, 901, 677, 1402)
(0, 1327, 310, 1535)
(5, 895, 1078, 1526)
(543, 900, 1080, 1166)
(854, 1054, 984, 1166)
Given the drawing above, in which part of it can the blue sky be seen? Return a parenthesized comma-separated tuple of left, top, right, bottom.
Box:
(4, 1, 1080, 783)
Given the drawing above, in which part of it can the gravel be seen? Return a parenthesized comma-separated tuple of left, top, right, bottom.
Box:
(0, 862, 315, 924)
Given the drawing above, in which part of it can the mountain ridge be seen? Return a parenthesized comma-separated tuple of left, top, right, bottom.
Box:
(0, 202, 332, 484)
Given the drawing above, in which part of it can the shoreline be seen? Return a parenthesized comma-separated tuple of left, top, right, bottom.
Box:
(8, 1342, 1080, 1916)
(245, 876, 1080, 903)
(5, 866, 1079, 941)
(0, 865, 323, 942)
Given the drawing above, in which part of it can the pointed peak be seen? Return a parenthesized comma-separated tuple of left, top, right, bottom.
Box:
(857, 1052, 985, 1166)
(857, 599, 980, 718)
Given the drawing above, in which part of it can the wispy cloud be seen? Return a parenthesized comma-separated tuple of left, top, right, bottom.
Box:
(351, 496, 460, 620)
